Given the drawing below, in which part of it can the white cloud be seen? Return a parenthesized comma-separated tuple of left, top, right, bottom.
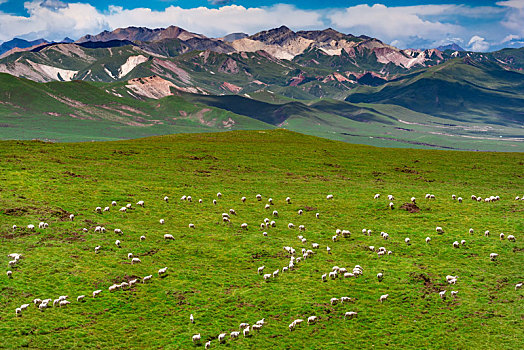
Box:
(497, 0, 524, 36)
(467, 35, 490, 51)
(0, 2, 323, 42)
(327, 4, 463, 48)
(502, 34, 520, 42)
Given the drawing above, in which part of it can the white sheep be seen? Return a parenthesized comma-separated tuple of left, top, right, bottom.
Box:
(377, 273, 384, 281)
(379, 294, 389, 303)
(218, 333, 226, 343)
(273, 269, 279, 278)
(299, 225, 306, 231)
(77, 295, 85, 302)
(453, 241, 460, 248)
(327, 246, 332, 254)
(344, 311, 358, 319)
(265, 204, 270, 209)
(126, 203, 132, 209)
(451, 291, 458, 298)
(189, 223, 195, 229)
(458, 197, 463, 203)
(461, 240, 466, 245)
(241, 223, 248, 230)
(436, 226, 444, 234)
(439, 291, 446, 300)
(452, 194, 456, 200)
(484, 230, 490, 237)
(490, 253, 499, 261)
(131, 258, 141, 264)
(92, 290, 102, 298)
(140, 235, 146, 241)
(272, 210, 279, 217)
(12, 225, 17, 230)
(143, 275, 152, 283)
(507, 235, 516, 242)
(119, 207, 127, 212)
(7, 270, 13, 278)
(217, 192, 222, 198)
(115, 240, 121, 248)
(163, 196, 169, 202)
(60, 300, 71, 307)
(137, 200, 144, 207)
(307, 316, 318, 324)
(69, 214, 75, 221)
(263, 274, 272, 281)
(286, 197, 291, 204)
(425, 237, 431, 244)
(405, 238, 411, 245)
(256, 194, 262, 201)
(192, 334, 201, 343)
(241, 196, 246, 203)
(330, 297, 339, 305)
(127, 253, 134, 259)
(114, 228, 122, 234)
(288, 223, 295, 229)
(411, 197, 416, 203)
(158, 267, 168, 276)
(190, 315, 196, 324)
(229, 209, 236, 215)
(15, 308, 22, 316)
(243, 327, 250, 337)
(95, 206, 102, 213)
(27, 224, 35, 231)
(103, 207, 110, 212)
(374, 194, 380, 199)
(516, 283, 523, 290)
(230, 331, 240, 339)
(159, 219, 165, 225)
(500, 233, 505, 240)
(326, 194, 334, 200)
(20, 304, 30, 311)
(205, 341, 211, 349)
(389, 202, 394, 209)
(388, 195, 394, 201)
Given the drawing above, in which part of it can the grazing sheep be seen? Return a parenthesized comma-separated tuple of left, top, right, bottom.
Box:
(241, 223, 248, 230)
(425, 237, 431, 244)
(114, 228, 122, 234)
(263, 274, 272, 281)
(15, 308, 22, 317)
(461, 240, 466, 245)
(205, 341, 211, 349)
(452, 194, 456, 200)
(241, 196, 246, 203)
(299, 225, 306, 232)
(131, 258, 141, 264)
(288, 223, 295, 229)
(388, 195, 394, 201)
(159, 219, 165, 225)
(181, 195, 187, 201)
(7, 270, 13, 278)
(453, 241, 460, 248)
(92, 290, 102, 298)
(243, 327, 250, 337)
(379, 294, 389, 303)
(411, 197, 416, 203)
(60, 300, 71, 307)
(344, 311, 358, 319)
(256, 194, 262, 201)
(96, 207, 102, 213)
(516, 283, 522, 290)
(119, 207, 127, 212)
(330, 297, 339, 305)
(327, 246, 332, 254)
(218, 333, 226, 343)
(451, 291, 458, 298)
(158, 267, 168, 276)
(12, 225, 17, 230)
(20, 304, 29, 311)
(27, 224, 35, 231)
(458, 197, 463, 203)
(126, 203, 132, 209)
(321, 273, 327, 282)
(140, 235, 146, 241)
(163, 196, 169, 202)
(103, 207, 110, 212)
(507, 235, 516, 242)
(230, 331, 240, 339)
(265, 204, 270, 210)
(329, 271, 337, 280)
(189, 223, 195, 229)
(137, 200, 144, 207)
(115, 240, 121, 248)
(490, 253, 499, 261)
(143, 275, 152, 283)
(439, 291, 446, 300)
(377, 273, 384, 281)
(405, 238, 411, 245)
(436, 226, 444, 234)
(77, 295, 85, 302)
(326, 194, 334, 200)
(229, 209, 236, 215)
(273, 269, 279, 278)
(484, 230, 490, 237)
(164, 234, 174, 240)
(307, 316, 318, 324)
(95, 246, 101, 254)
(268, 198, 273, 205)
(187, 196, 193, 202)
(389, 202, 394, 209)
(127, 253, 134, 259)
(192, 334, 201, 343)
(217, 192, 222, 198)
(298, 209, 303, 215)
(69, 214, 75, 221)
(374, 194, 380, 199)
(500, 233, 505, 240)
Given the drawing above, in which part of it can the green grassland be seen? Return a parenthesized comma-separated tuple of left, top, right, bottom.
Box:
(0, 130, 523, 349)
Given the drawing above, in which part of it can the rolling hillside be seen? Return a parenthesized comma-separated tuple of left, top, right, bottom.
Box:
(0, 130, 523, 349)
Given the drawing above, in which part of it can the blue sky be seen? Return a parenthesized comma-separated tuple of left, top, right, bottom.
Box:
(0, 0, 523, 51)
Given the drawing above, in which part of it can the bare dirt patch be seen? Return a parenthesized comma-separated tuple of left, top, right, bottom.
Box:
(400, 202, 421, 213)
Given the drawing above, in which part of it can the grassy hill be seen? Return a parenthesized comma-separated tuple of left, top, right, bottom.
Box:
(0, 130, 523, 349)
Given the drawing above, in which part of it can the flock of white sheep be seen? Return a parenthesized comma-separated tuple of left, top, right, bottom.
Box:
(4, 191, 522, 347)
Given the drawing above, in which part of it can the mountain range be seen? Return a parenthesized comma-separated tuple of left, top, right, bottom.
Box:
(0, 25, 522, 151)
